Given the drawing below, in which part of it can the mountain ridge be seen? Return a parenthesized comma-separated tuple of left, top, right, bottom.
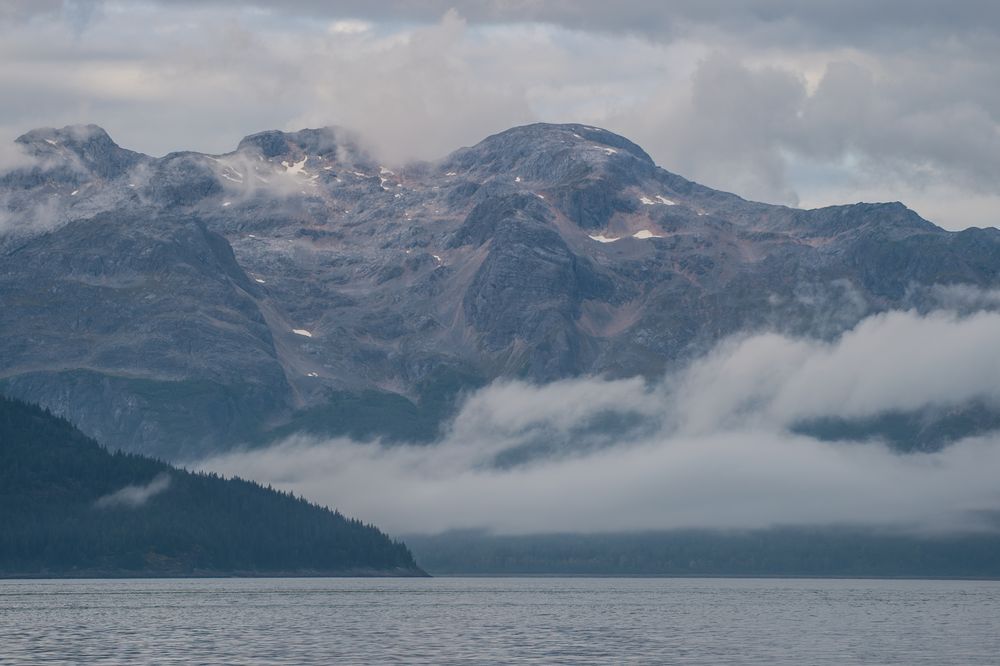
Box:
(2, 121, 999, 458)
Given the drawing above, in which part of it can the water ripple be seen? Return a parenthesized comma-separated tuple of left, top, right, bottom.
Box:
(1, 577, 999, 664)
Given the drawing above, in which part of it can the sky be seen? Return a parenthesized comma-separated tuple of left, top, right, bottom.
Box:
(2, 1, 1000, 230)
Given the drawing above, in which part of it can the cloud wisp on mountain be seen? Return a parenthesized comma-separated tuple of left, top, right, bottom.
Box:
(200, 306, 1000, 536)
(94, 473, 172, 509)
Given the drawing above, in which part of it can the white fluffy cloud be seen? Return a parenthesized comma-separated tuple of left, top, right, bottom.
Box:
(200, 307, 1000, 536)
(675, 310, 1000, 430)
(0, 141, 36, 173)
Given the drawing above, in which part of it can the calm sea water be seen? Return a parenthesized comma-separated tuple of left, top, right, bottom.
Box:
(1, 577, 999, 664)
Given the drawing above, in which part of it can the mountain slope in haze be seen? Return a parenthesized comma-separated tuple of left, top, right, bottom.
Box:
(2, 123, 1000, 458)
(0, 396, 424, 577)
(405, 529, 1000, 578)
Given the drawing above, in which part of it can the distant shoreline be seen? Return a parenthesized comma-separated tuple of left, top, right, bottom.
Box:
(422, 572, 1000, 582)
(0, 568, 429, 580)
(5, 572, 1000, 582)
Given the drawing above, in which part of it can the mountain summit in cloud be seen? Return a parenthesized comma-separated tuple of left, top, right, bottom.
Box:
(2, 122, 999, 460)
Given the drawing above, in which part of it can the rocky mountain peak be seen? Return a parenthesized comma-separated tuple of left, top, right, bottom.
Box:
(14, 124, 145, 180)
(235, 126, 370, 165)
(443, 123, 654, 181)
(787, 201, 939, 239)
(17, 123, 114, 149)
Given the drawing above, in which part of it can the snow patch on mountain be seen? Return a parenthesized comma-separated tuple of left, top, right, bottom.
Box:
(633, 230, 663, 239)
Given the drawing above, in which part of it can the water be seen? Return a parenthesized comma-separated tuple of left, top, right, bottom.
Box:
(2, 577, 999, 664)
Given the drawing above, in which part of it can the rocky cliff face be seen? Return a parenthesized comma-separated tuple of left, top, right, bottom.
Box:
(2, 122, 999, 458)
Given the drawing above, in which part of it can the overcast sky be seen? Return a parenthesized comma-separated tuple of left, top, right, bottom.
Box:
(2, 1, 999, 229)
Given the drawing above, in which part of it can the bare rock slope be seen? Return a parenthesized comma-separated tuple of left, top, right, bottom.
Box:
(2, 123, 999, 458)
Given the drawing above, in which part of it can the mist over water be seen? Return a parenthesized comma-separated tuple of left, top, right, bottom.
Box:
(200, 306, 1000, 536)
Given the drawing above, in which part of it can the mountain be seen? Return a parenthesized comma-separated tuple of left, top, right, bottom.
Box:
(405, 529, 1000, 578)
(0, 396, 424, 577)
(2, 122, 1000, 459)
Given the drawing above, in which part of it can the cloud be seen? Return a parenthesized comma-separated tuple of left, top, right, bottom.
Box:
(2, 2, 1000, 229)
(615, 53, 807, 205)
(0, 192, 65, 237)
(94, 473, 171, 509)
(923, 284, 1000, 311)
(199, 305, 1000, 536)
(100, 2, 1000, 51)
(0, 0, 63, 22)
(0, 133, 100, 237)
(612, 53, 1000, 219)
(290, 9, 534, 164)
(675, 310, 1000, 430)
(0, 140, 38, 174)
(207, 152, 317, 200)
(327, 19, 371, 35)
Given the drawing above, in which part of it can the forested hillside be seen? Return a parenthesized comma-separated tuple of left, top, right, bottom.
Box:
(0, 396, 424, 577)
